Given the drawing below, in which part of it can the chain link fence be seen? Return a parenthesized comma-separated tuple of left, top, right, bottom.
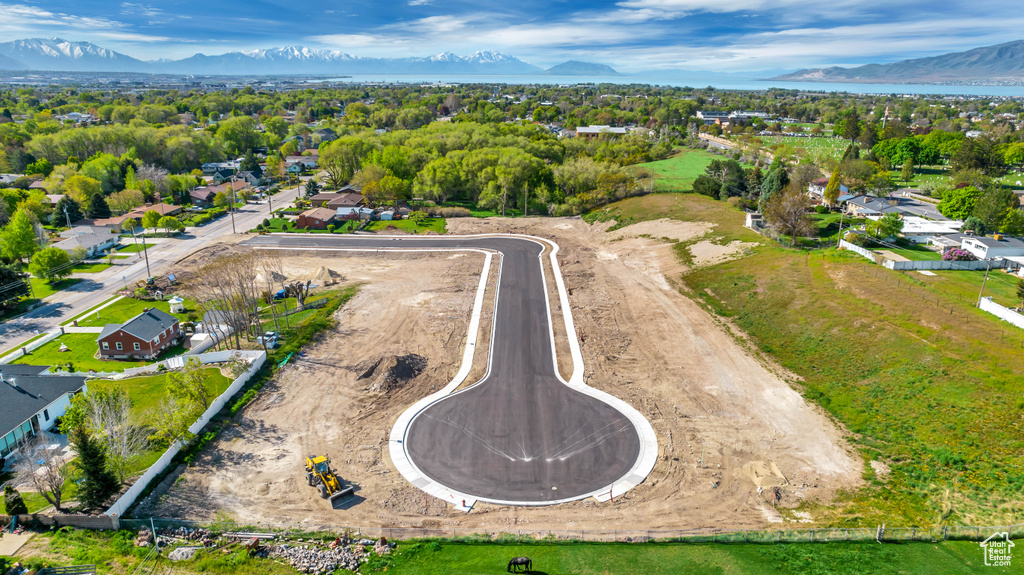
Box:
(119, 518, 1023, 545)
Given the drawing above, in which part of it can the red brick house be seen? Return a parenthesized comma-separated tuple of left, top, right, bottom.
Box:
(97, 308, 181, 360)
(296, 207, 339, 230)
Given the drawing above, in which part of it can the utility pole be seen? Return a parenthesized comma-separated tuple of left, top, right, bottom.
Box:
(139, 224, 152, 279)
(977, 259, 992, 307)
(229, 175, 237, 234)
(836, 210, 846, 248)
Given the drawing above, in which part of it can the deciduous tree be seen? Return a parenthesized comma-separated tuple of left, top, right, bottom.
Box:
(29, 247, 72, 283)
(1, 209, 38, 263)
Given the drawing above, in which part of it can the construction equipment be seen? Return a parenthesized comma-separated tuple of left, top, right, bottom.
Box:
(304, 455, 353, 504)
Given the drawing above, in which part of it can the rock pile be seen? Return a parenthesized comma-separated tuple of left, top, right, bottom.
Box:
(158, 526, 215, 546)
(167, 546, 202, 562)
(270, 543, 363, 574)
(134, 529, 154, 547)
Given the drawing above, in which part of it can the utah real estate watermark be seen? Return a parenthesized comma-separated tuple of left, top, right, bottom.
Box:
(980, 531, 1014, 567)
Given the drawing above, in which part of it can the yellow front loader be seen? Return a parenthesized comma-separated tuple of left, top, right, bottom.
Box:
(304, 455, 354, 505)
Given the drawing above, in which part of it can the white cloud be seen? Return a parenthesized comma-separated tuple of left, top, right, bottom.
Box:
(407, 0, 434, 5)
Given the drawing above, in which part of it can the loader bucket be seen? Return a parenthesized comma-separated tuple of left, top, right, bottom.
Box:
(329, 485, 354, 504)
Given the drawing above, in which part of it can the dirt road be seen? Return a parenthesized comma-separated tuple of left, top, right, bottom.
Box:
(138, 217, 860, 529)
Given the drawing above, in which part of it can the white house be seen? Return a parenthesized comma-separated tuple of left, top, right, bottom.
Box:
(900, 217, 962, 244)
(52, 232, 119, 257)
(961, 235, 1024, 260)
(336, 206, 374, 221)
(0, 365, 87, 460)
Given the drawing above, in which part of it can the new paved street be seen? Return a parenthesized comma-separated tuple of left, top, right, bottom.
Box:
(242, 234, 642, 503)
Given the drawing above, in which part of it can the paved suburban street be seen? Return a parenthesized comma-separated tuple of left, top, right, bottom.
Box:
(0, 181, 305, 356)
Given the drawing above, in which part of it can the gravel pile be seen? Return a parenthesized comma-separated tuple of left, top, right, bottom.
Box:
(270, 543, 364, 574)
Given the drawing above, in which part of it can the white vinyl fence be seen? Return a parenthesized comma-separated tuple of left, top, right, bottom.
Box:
(0, 328, 62, 364)
(979, 297, 1024, 330)
(104, 350, 266, 518)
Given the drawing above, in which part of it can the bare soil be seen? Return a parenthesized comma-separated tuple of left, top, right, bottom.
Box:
(138, 219, 861, 530)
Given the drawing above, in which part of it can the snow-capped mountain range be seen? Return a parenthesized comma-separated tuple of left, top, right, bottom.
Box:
(0, 38, 569, 75)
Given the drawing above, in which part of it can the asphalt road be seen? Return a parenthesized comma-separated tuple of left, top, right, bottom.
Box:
(242, 234, 641, 503)
(0, 181, 305, 356)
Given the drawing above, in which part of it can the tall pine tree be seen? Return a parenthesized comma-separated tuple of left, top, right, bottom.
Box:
(71, 426, 119, 508)
(87, 193, 112, 219)
(823, 167, 843, 207)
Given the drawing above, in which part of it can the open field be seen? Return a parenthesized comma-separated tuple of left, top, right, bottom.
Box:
(9, 528, 1018, 575)
(756, 136, 850, 161)
(627, 147, 735, 192)
(365, 218, 447, 234)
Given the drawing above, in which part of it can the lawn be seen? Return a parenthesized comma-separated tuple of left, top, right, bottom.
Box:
(28, 277, 81, 300)
(10, 333, 187, 372)
(365, 217, 447, 234)
(629, 147, 741, 192)
(71, 261, 112, 273)
(61, 295, 121, 326)
(917, 269, 1024, 310)
(877, 245, 943, 261)
(88, 367, 231, 419)
(441, 199, 523, 218)
(589, 192, 1024, 527)
(116, 243, 147, 253)
(368, 540, 1007, 575)
(72, 297, 195, 328)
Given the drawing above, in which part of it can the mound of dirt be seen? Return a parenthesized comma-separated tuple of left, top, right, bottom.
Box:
(741, 461, 789, 489)
(359, 354, 427, 392)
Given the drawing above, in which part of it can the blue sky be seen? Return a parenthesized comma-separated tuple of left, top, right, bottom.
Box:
(0, 0, 1022, 71)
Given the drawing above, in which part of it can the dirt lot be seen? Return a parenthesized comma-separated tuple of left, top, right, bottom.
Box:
(138, 218, 861, 530)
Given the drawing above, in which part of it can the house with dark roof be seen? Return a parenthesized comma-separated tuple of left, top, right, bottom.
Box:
(297, 207, 340, 230)
(326, 193, 365, 210)
(0, 365, 88, 459)
(845, 195, 902, 217)
(97, 308, 182, 360)
(190, 188, 218, 207)
(961, 235, 1024, 260)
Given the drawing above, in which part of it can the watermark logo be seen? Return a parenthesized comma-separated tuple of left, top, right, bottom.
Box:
(980, 531, 1014, 567)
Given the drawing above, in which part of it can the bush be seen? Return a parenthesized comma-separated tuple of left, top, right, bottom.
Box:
(815, 205, 830, 214)
(4, 485, 28, 515)
(326, 224, 336, 233)
(726, 197, 742, 209)
(426, 206, 471, 218)
(943, 248, 976, 261)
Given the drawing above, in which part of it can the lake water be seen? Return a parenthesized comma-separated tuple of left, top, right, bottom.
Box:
(334, 73, 1024, 98)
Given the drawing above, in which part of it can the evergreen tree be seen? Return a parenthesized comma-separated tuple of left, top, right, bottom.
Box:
(823, 167, 843, 206)
(240, 151, 259, 173)
(71, 426, 119, 508)
(901, 158, 914, 184)
(0, 264, 30, 309)
(3, 485, 27, 515)
(87, 193, 112, 219)
(53, 196, 83, 226)
(758, 167, 790, 213)
(304, 178, 321, 197)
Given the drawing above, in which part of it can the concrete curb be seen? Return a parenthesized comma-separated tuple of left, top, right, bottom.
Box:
(253, 233, 658, 509)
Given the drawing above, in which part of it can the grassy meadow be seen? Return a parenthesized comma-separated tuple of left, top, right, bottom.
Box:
(588, 190, 1024, 527)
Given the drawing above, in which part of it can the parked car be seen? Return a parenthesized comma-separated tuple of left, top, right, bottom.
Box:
(273, 289, 286, 300)
(256, 331, 279, 348)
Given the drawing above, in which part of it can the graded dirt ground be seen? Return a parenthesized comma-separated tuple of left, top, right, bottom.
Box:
(137, 216, 861, 530)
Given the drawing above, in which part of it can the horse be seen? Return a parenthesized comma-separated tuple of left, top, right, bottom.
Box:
(507, 556, 532, 572)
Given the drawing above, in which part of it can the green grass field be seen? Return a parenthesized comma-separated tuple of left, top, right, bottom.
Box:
(11, 333, 186, 372)
(588, 193, 1024, 527)
(917, 269, 1024, 310)
(368, 540, 1013, 575)
(72, 297, 195, 328)
(756, 135, 851, 162)
(365, 217, 447, 234)
(877, 246, 943, 261)
(13, 530, 1018, 575)
(116, 243, 148, 253)
(630, 148, 739, 192)
(71, 261, 112, 273)
(89, 367, 231, 419)
(28, 277, 80, 300)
